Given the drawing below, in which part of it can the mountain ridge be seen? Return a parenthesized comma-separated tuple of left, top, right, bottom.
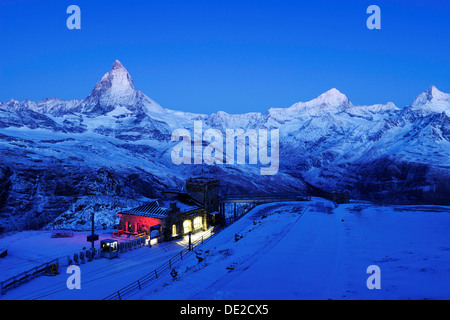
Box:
(3, 61, 448, 119)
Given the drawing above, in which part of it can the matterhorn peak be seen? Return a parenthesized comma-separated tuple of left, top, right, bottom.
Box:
(79, 60, 164, 116)
(112, 59, 125, 70)
(99, 59, 135, 90)
(85, 60, 136, 107)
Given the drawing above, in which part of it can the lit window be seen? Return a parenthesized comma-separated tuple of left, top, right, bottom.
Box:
(193, 217, 202, 230)
(183, 220, 192, 234)
(172, 224, 177, 236)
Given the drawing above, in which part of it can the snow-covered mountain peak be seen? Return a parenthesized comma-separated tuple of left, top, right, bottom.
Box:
(112, 59, 126, 71)
(266, 88, 354, 121)
(285, 88, 352, 117)
(4, 98, 19, 108)
(78, 60, 165, 116)
(310, 88, 350, 107)
(292, 88, 352, 111)
(410, 85, 450, 115)
(414, 85, 445, 102)
(97, 60, 135, 93)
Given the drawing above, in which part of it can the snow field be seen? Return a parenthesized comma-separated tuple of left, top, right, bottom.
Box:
(134, 200, 450, 300)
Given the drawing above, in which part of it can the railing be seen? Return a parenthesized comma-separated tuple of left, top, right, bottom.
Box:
(225, 192, 308, 198)
(134, 232, 146, 239)
(0, 259, 59, 295)
(221, 193, 311, 203)
(112, 229, 125, 237)
(103, 229, 214, 300)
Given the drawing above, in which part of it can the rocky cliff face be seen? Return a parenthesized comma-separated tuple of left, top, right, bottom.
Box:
(1, 60, 449, 232)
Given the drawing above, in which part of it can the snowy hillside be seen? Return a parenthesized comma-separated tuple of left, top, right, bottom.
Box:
(1, 60, 450, 232)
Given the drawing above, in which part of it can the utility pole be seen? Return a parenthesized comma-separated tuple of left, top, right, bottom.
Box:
(87, 210, 98, 250)
(188, 231, 192, 251)
(91, 212, 95, 250)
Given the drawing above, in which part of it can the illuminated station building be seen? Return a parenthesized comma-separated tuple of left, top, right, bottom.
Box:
(116, 178, 220, 241)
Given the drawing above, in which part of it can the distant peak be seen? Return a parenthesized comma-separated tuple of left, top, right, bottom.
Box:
(324, 88, 343, 95)
(426, 85, 443, 97)
(410, 85, 450, 115)
(310, 88, 350, 107)
(414, 85, 448, 105)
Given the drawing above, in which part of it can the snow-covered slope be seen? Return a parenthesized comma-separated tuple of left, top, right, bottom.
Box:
(0, 60, 449, 232)
(136, 201, 450, 300)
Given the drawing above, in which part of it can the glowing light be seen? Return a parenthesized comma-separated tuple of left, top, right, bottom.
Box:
(172, 224, 177, 237)
(183, 220, 192, 234)
(193, 216, 202, 231)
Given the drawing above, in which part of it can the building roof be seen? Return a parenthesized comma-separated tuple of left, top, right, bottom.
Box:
(122, 200, 169, 219)
(160, 193, 204, 213)
(101, 239, 118, 244)
(121, 193, 204, 219)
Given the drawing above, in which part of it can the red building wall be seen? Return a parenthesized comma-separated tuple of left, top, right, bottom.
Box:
(118, 214, 162, 234)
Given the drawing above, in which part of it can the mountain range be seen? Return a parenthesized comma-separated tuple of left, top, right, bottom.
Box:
(1, 60, 449, 232)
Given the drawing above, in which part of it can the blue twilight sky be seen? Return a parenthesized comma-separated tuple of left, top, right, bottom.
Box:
(0, 0, 449, 114)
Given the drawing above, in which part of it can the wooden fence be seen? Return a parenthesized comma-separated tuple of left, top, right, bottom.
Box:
(0, 259, 59, 295)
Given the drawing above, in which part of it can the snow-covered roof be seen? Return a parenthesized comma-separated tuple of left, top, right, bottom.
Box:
(159, 193, 204, 213)
(122, 200, 168, 219)
(122, 194, 204, 219)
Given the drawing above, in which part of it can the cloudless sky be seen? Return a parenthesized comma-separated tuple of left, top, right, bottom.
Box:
(0, 0, 449, 114)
